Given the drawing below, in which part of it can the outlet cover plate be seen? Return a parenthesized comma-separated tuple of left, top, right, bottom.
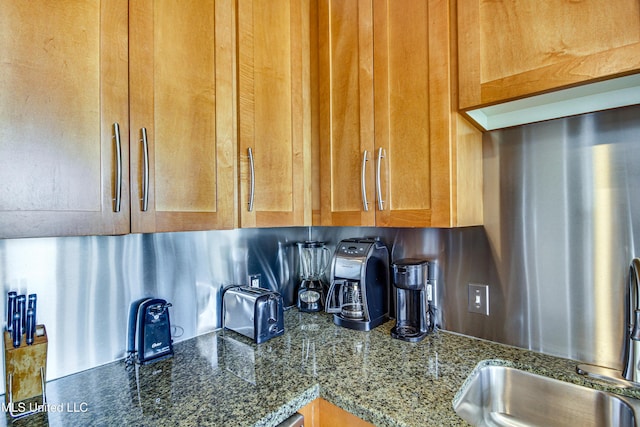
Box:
(468, 283, 489, 315)
(249, 274, 261, 288)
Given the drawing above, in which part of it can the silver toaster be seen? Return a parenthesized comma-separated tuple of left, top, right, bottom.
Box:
(222, 286, 285, 344)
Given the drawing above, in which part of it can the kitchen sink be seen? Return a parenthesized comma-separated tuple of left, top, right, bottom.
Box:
(453, 364, 639, 427)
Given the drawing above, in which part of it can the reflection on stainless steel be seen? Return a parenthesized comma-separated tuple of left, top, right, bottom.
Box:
(473, 104, 640, 370)
(453, 364, 638, 427)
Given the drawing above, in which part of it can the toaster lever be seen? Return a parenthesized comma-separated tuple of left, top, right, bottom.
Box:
(268, 296, 278, 323)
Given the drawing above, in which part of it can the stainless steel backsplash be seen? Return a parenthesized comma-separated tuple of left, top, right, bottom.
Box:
(1, 104, 639, 387)
(476, 104, 640, 371)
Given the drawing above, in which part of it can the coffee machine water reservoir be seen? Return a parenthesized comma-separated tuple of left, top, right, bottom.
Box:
(326, 238, 390, 331)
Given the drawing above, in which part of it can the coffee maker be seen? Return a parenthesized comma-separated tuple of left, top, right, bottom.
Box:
(297, 241, 331, 312)
(390, 259, 435, 342)
(326, 238, 389, 331)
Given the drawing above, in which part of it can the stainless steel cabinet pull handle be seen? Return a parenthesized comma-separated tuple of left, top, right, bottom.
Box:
(248, 147, 255, 212)
(376, 147, 385, 211)
(141, 127, 149, 212)
(361, 150, 369, 212)
(113, 123, 122, 213)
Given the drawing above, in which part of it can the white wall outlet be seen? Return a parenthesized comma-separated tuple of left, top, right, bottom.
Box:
(468, 283, 489, 315)
(249, 274, 261, 288)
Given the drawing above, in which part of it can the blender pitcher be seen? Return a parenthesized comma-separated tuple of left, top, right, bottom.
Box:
(296, 241, 331, 312)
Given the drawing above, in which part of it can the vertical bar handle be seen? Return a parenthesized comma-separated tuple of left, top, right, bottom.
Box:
(141, 128, 149, 212)
(361, 150, 369, 212)
(376, 147, 385, 211)
(248, 147, 255, 212)
(113, 123, 122, 213)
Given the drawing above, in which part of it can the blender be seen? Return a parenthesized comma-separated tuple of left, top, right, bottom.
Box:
(296, 241, 331, 312)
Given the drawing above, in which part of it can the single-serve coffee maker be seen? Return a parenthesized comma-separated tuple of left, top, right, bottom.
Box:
(390, 259, 435, 342)
(326, 238, 389, 331)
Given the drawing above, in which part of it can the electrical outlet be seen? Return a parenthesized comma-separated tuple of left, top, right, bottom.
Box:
(249, 274, 261, 288)
(468, 283, 489, 315)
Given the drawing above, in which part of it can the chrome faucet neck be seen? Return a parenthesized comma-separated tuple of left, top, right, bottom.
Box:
(623, 258, 640, 381)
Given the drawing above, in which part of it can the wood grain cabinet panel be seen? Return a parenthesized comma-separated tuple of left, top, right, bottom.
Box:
(319, 0, 482, 228)
(129, 0, 236, 233)
(458, 0, 640, 109)
(318, 0, 375, 227)
(0, 0, 236, 238)
(238, 0, 312, 228)
(0, 0, 130, 238)
(298, 398, 375, 427)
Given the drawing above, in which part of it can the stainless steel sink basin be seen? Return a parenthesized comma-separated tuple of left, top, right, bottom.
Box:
(453, 364, 639, 427)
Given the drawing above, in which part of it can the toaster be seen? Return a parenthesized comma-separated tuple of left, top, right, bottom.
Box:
(127, 298, 173, 365)
(222, 286, 284, 344)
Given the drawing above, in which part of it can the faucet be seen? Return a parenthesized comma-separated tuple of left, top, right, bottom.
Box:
(623, 258, 640, 382)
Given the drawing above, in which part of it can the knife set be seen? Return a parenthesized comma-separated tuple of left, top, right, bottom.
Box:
(127, 298, 173, 365)
(3, 291, 48, 418)
(222, 286, 284, 344)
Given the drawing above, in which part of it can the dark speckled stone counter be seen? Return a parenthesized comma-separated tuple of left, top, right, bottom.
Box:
(2, 310, 637, 426)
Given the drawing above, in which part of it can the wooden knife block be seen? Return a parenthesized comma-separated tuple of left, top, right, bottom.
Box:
(3, 325, 47, 405)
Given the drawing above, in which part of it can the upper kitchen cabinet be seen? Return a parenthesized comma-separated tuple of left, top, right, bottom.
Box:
(318, 0, 375, 226)
(237, 0, 312, 227)
(458, 0, 640, 112)
(129, 0, 236, 233)
(0, 1, 130, 238)
(319, 0, 482, 227)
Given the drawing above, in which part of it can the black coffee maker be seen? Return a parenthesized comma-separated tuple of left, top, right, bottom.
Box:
(326, 238, 390, 331)
(390, 259, 434, 342)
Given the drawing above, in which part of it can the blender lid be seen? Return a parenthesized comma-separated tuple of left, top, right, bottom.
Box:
(393, 258, 429, 266)
(298, 240, 325, 248)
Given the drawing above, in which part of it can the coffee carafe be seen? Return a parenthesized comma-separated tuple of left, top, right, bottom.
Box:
(326, 238, 389, 331)
(390, 259, 435, 342)
(296, 241, 331, 312)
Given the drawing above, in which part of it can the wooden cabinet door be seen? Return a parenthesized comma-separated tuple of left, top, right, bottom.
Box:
(0, 1, 130, 238)
(299, 398, 375, 427)
(238, 0, 311, 228)
(373, 0, 432, 227)
(318, 0, 375, 226)
(320, 0, 482, 228)
(458, 0, 640, 110)
(374, 0, 482, 227)
(129, 0, 236, 233)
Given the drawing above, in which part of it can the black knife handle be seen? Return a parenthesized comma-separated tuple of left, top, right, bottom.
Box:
(26, 308, 35, 345)
(28, 294, 37, 318)
(6, 292, 16, 332)
(12, 312, 21, 348)
(16, 295, 26, 335)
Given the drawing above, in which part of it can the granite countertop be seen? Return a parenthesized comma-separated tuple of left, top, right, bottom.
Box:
(3, 310, 637, 427)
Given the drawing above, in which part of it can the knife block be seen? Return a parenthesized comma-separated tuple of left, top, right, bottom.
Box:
(3, 325, 48, 414)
